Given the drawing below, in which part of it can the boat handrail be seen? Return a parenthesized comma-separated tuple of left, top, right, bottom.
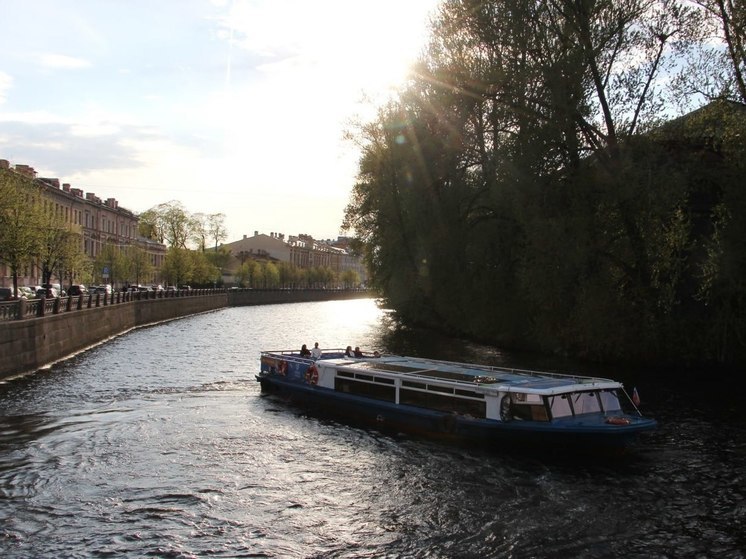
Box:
(260, 349, 351, 366)
(380, 355, 615, 384)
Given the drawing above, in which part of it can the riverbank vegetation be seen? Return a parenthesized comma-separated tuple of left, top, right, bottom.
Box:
(343, 0, 746, 367)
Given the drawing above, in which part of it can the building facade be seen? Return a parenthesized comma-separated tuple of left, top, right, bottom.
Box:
(1, 159, 166, 289)
(221, 231, 367, 284)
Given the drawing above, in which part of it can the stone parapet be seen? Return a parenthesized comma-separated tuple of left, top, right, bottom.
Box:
(0, 289, 374, 379)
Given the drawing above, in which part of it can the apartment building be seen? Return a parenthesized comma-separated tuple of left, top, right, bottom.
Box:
(1, 159, 166, 288)
(221, 231, 366, 282)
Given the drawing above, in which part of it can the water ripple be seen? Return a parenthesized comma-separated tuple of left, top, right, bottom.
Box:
(0, 301, 744, 558)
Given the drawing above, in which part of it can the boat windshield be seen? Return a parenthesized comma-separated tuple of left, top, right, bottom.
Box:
(573, 391, 602, 414)
(599, 389, 622, 412)
(547, 389, 622, 419)
(548, 394, 573, 418)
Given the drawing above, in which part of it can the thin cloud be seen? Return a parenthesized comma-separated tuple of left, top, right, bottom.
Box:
(0, 71, 12, 104)
(38, 53, 91, 70)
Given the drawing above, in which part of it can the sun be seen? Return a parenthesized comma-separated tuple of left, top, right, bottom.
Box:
(224, 0, 439, 103)
(326, 1, 438, 98)
(210, 0, 441, 206)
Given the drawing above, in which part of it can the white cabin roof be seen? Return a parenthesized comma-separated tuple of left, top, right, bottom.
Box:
(323, 355, 621, 396)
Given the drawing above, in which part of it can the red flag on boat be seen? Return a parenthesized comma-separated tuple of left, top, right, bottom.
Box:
(632, 387, 641, 406)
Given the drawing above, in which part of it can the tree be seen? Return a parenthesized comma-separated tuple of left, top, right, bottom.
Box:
(207, 213, 228, 251)
(127, 246, 154, 286)
(262, 262, 280, 288)
(190, 250, 220, 286)
(343, 104, 431, 321)
(204, 246, 232, 285)
(137, 208, 164, 243)
(37, 203, 85, 288)
(140, 201, 194, 248)
(161, 201, 193, 249)
(277, 261, 301, 287)
(235, 261, 251, 287)
(190, 212, 228, 253)
(191, 213, 209, 252)
(0, 168, 43, 297)
(340, 269, 361, 288)
(162, 247, 194, 287)
(681, 0, 746, 103)
(345, 0, 744, 363)
(57, 226, 90, 289)
(95, 244, 129, 288)
(244, 260, 263, 287)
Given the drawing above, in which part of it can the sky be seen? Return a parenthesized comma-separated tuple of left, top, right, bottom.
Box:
(0, 0, 440, 242)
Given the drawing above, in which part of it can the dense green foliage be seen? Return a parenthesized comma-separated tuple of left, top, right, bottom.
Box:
(233, 259, 358, 289)
(344, 0, 746, 366)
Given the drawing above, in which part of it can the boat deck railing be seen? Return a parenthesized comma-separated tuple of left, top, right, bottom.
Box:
(261, 350, 615, 385)
(409, 357, 615, 384)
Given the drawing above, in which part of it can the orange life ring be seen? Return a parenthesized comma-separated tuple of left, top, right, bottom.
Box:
(305, 364, 319, 385)
(605, 416, 631, 426)
(278, 360, 288, 376)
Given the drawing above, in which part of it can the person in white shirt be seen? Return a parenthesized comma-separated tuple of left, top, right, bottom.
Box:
(311, 342, 322, 360)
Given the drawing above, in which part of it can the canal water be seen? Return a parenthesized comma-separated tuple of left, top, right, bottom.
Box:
(0, 299, 744, 558)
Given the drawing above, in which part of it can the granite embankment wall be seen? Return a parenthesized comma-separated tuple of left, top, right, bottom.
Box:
(0, 289, 373, 379)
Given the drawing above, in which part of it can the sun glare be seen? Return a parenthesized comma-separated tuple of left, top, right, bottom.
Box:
(225, 0, 437, 105)
(204, 0, 440, 230)
(328, 2, 437, 100)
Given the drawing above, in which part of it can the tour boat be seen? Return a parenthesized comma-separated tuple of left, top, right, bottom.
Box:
(257, 349, 657, 450)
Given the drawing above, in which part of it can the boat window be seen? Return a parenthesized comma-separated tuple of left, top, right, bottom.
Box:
(400, 388, 486, 418)
(573, 391, 601, 414)
(337, 370, 394, 385)
(548, 394, 573, 418)
(335, 377, 395, 402)
(455, 389, 484, 399)
(509, 393, 550, 422)
(513, 392, 542, 404)
(402, 380, 425, 389)
(599, 390, 622, 412)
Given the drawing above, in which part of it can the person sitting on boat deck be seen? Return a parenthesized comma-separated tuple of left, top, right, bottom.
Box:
(345, 346, 354, 357)
(354, 346, 364, 358)
(311, 342, 322, 360)
(300, 344, 311, 357)
(373, 350, 381, 358)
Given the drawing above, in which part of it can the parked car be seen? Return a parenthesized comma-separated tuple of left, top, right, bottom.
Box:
(36, 287, 59, 298)
(0, 287, 14, 301)
(41, 283, 64, 297)
(93, 284, 112, 295)
(19, 286, 35, 299)
(67, 285, 87, 296)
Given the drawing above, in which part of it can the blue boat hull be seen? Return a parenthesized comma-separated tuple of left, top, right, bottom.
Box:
(256, 372, 657, 451)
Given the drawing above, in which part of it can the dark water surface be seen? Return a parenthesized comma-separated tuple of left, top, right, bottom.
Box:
(1, 299, 744, 558)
